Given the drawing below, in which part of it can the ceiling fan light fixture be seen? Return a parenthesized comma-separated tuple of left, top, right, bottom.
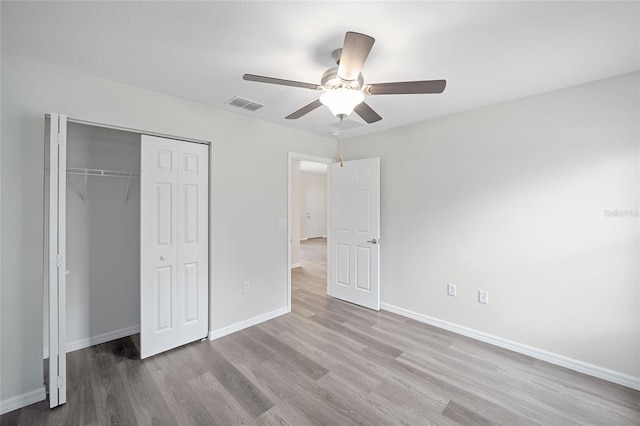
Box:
(320, 87, 364, 119)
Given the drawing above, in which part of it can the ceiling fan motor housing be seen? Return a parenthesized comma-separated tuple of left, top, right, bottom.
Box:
(321, 66, 364, 91)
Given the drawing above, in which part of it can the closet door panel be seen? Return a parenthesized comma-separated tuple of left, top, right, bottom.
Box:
(48, 113, 67, 407)
(141, 135, 179, 359)
(177, 142, 209, 345)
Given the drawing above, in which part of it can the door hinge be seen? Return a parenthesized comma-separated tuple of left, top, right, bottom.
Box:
(57, 376, 64, 388)
(56, 133, 62, 145)
(55, 255, 63, 267)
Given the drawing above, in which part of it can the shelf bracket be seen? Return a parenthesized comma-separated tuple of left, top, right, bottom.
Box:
(124, 174, 133, 204)
(81, 169, 88, 201)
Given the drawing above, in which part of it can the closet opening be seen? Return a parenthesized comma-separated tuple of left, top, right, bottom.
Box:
(44, 114, 211, 408)
(44, 121, 142, 378)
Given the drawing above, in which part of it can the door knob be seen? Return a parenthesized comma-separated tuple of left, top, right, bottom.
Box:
(160, 256, 166, 261)
(367, 238, 378, 244)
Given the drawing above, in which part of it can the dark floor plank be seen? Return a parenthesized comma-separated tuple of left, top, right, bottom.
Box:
(248, 327, 329, 381)
(192, 344, 274, 419)
(442, 400, 493, 426)
(116, 356, 177, 425)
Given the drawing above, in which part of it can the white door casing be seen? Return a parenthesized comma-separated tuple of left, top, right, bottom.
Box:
(305, 189, 324, 238)
(140, 135, 208, 359)
(328, 158, 380, 310)
(48, 113, 67, 407)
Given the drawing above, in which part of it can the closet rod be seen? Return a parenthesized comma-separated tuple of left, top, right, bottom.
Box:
(67, 167, 140, 178)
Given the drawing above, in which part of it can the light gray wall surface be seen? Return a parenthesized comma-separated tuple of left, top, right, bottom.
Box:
(0, 53, 336, 406)
(342, 72, 640, 378)
(63, 124, 141, 349)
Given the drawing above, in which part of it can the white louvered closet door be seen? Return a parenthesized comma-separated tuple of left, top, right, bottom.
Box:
(140, 135, 209, 359)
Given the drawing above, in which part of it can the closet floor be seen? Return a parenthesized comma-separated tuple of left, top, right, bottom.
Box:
(2, 238, 639, 425)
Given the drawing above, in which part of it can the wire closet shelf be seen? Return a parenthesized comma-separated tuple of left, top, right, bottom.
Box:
(66, 167, 140, 203)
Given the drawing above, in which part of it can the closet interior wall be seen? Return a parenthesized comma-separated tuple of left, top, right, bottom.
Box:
(44, 122, 141, 356)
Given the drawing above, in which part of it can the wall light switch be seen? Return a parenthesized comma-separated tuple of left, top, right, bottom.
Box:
(447, 284, 456, 296)
(277, 218, 287, 228)
(479, 290, 489, 304)
(243, 281, 250, 293)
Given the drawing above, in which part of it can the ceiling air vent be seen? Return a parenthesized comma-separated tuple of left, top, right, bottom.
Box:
(226, 96, 265, 112)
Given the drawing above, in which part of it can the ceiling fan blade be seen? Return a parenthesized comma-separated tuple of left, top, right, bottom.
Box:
(243, 74, 321, 90)
(364, 80, 446, 95)
(354, 102, 382, 124)
(286, 99, 323, 119)
(337, 32, 375, 82)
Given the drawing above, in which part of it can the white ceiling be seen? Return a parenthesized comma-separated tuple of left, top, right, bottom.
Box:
(2, 1, 638, 139)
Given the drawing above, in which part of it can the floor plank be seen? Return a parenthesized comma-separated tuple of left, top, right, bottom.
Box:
(2, 237, 639, 425)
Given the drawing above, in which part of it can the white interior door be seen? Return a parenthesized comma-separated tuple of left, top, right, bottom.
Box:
(305, 189, 324, 238)
(328, 158, 380, 310)
(176, 141, 209, 346)
(140, 135, 208, 359)
(48, 113, 67, 407)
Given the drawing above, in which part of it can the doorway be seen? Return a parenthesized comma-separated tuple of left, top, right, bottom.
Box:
(305, 189, 325, 239)
(288, 154, 381, 312)
(287, 153, 333, 310)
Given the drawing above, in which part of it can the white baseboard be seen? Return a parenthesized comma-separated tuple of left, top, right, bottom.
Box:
(43, 324, 140, 359)
(0, 386, 46, 415)
(208, 307, 290, 341)
(381, 303, 640, 391)
(291, 263, 302, 269)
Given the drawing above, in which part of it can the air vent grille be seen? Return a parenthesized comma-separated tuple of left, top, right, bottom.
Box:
(226, 96, 265, 111)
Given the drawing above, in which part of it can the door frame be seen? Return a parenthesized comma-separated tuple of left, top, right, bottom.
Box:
(287, 152, 334, 311)
(45, 114, 213, 408)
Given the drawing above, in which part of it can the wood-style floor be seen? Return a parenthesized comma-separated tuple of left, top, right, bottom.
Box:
(3, 238, 639, 425)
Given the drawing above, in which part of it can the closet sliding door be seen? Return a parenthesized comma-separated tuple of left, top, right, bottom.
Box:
(140, 135, 209, 359)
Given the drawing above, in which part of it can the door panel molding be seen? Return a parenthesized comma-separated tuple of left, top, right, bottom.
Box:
(141, 135, 209, 359)
(328, 158, 380, 310)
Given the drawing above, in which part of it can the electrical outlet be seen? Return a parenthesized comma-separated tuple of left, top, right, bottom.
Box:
(478, 290, 489, 304)
(243, 281, 250, 293)
(447, 284, 456, 296)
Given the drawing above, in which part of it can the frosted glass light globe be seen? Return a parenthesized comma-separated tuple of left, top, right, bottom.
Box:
(320, 88, 365, 119)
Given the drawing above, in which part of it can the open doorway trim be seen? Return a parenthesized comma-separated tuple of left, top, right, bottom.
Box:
(287, 152, 334, 312)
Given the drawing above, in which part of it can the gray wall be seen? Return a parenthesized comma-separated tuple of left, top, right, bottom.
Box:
(0, 52, 337, 407)
(342, 72, 640, 378)
(63, 123, 141, 351)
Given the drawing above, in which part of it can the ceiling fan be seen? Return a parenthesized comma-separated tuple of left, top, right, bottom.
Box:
(243, 31, 446, 124)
